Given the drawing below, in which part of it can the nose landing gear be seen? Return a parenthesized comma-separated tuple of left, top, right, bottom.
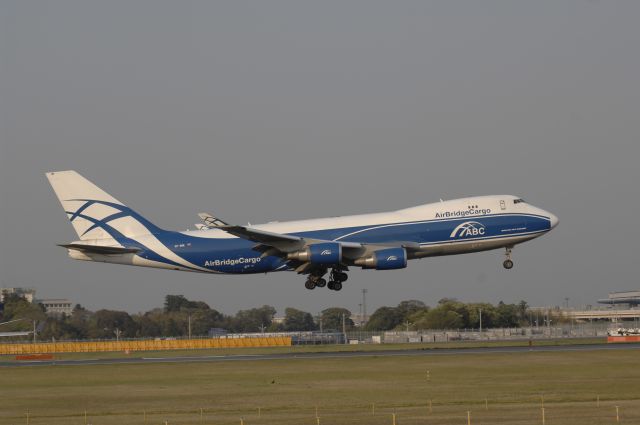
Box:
(503, 247, 514, 269)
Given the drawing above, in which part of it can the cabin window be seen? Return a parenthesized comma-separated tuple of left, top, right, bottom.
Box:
(513, 198, 525, 204)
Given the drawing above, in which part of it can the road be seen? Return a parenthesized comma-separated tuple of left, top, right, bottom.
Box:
(2, 342, 640, 368)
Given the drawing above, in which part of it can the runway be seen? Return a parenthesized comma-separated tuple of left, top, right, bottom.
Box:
(2, 342, 640, 368)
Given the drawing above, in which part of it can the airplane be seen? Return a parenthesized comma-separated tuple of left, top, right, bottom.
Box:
(46, 170, 558, 291)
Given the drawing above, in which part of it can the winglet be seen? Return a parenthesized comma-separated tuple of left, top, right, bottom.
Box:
(197, 212, 229, 228)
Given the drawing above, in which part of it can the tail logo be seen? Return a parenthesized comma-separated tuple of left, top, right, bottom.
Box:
(450, 221, 486, 238)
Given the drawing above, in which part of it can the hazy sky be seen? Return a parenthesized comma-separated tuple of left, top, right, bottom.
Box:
(2, 1, 639, 316)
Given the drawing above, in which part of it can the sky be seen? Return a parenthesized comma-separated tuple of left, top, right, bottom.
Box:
(1, 1, 639, 316)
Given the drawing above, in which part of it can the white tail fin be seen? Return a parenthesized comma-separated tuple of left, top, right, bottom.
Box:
(46, 170, 161, 240)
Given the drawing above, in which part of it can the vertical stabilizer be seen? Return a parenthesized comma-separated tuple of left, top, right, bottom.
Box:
(46, 170, 161, 240)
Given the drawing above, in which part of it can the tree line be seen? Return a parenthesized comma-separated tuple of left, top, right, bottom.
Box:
(0, 292, 534, 341)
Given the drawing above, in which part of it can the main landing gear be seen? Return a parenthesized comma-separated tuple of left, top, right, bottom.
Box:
(503, 246, 514, 269)
(327, 268, 348, 291)
(304, 267, 348, 291)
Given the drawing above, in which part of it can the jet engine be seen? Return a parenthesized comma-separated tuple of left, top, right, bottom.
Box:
(355, 247, 407, 270)
(287, 242, 342, 265)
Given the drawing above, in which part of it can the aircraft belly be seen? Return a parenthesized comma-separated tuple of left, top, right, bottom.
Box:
(413, 233, 543, 258)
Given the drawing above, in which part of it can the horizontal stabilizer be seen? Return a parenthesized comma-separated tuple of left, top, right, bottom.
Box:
(58, 244, 140, 255)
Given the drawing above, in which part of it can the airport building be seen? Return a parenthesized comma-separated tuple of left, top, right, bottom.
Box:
(598, 290, 640, 307)
(1, 287, 74, 317)
(39, 299, 74, 317)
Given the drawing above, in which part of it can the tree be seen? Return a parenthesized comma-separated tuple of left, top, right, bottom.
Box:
(517, 300, 529, 324)
(190, 309, 225, 335)
(364, 307, 403, 331)
(465, 303, 497, 329)
(88, 310, 137, 339)
(282, 308, 316, 331)
(494, 301, 520, 327)
(133, 313, 162, 338)
(1, 293, 46, 323)
(40, 317, 84, 340)
(232, 305, 276, 332)
(396, 300, 427, 319)
(164, 295, 209, 312)
(413, 307, 464, 330)
(320, 308, 353, 331)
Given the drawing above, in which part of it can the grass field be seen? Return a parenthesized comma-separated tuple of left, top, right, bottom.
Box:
(2, 342, 639, 425)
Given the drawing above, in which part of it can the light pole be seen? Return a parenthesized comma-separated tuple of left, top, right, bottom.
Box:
(405, 321, 412, 332)
(341, 313, 347, 344)
(479, 308, 483, 336)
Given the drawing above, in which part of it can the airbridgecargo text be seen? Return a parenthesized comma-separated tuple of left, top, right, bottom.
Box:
(205, 257, 261, 267)
(435, 208, 491, 218)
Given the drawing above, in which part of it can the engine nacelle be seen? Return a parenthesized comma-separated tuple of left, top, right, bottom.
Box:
(287, 242, 342, 265)
(355, 247, 407, 270)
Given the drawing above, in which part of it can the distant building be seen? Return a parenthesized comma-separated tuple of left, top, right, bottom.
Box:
(1, 287, 75, 316)
(0, 287, 36, 303)
(39, 299, 74, 316)
(208, 328, 228, 337)
(598, 291, 640, 307)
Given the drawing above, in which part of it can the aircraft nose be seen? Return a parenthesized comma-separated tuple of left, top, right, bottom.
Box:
(548, 213, 559, 229)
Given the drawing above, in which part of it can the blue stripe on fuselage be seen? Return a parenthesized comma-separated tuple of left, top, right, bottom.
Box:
(140, 213, 551, 274)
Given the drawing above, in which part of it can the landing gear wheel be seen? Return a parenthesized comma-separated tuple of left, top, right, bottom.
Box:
(304, 279, 316, 290)
(316, 278, 327, 288)
(330, 269, 349, 283)
(502, 246, 514, 269)
(327, 281, 336, 290)
(333, 282, 343, 291)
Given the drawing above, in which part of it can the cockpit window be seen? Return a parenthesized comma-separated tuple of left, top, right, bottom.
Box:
(513, 198, 526, 204)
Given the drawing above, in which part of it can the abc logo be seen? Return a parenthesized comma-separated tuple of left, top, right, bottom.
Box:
(450, 221, 486, 238)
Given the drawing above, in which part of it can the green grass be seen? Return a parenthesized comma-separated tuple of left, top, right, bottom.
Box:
(1, 340, 637, 425)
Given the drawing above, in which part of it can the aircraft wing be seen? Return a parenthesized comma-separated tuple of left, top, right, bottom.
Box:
(207, 218, 426, 274)
(215, 225, 306, 252)
(210, 222, 366, 264)
(214, 223, 418, 254)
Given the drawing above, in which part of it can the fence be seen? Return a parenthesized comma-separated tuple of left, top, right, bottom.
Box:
(0, 336, 291, 355)
(345, 322, 611, 343)
(0, 322, 611, 354)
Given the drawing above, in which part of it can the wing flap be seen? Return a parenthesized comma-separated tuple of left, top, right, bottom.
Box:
(217, 225, 305, 252)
